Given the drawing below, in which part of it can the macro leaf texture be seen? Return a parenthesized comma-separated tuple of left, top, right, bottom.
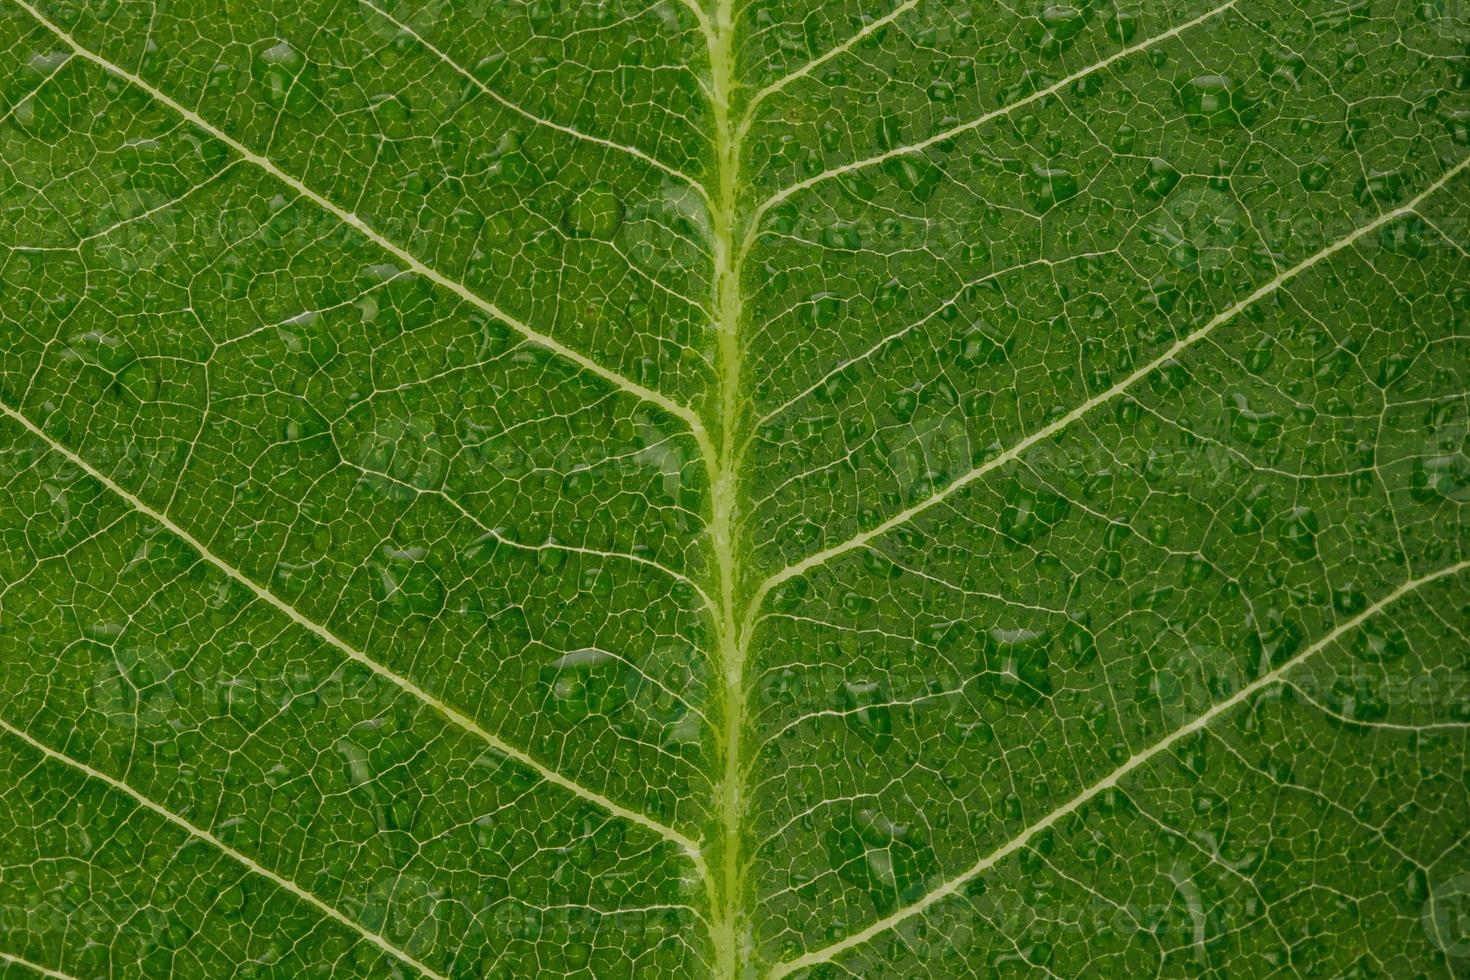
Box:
(0, 0, 1469, 976)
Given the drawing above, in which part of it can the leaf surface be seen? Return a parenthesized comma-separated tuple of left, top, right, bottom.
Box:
(0, 0, 1468, 976)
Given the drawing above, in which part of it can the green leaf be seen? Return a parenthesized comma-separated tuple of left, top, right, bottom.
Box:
(0, 0, 1467, 977)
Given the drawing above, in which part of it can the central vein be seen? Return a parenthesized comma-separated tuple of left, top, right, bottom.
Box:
(704, 0, 748, 973)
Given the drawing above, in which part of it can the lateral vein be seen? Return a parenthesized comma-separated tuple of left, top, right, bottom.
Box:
(739, 0, 1239, 255)
(750, 153, 1470, 610)
(8, 0, 708, 445)
(0, 717, 448, 980)
(357, 0, 712, 205)
(753, 250, 1111, 428)
(0, 950, 77, 980)
(333, 451, 718, 616)
(736, 0, 921, 142)
(766, 557, 1470, 978)
(0, 397, 707, 872)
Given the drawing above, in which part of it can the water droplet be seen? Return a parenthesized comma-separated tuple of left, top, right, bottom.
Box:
(1324, 674, 1389, 724)
(874, 114, 903, 151)
(1000, 481, 1071, 544)
(1106, 8, 1138, 43)
(1176, 74, 1249, 127)
(370, 544, 446, 618)
(838, 679, 894, 751)
(1444, 108, 1470, 145)
(800, 292, 843, 329)
(873, 278, 905, 311)
(812, 370, 853, 404)
(1025, 162, 1079, 213)
(370, 92, 413, 133)
(1299, 160, 1331, 191)
(560, 182, 624, 240)
(254, 39, 316, 115)
(880, 153, 942, 202)
(1149, 358, 1189, 394)
(215, 884, 248, 918)
(114, 359, 159, 404)
(1060, 620, 1097, 667)
(1279, 506, 1319, 559)
(951, 321, 1012, 366)
(1406, 867, 1430, 903)
(820, 222, 862, 250)
(926, 79, 954, 103)
(1378, 216, 1428, 258)
(12, 63, 76, 138)
(1354, 170, 1404, 206)
(1036, 5, 1089, 55)
(1261, 50, 1307, 90)
(1247, 610, 1302, 673)
(1244, 335, 1276, 374)
(977, 626, 1053, 706)
(1333, 582, 1367, 615)
(1226, 393, 1282, 446)
(541, 648, 626, 721)
(824, 807, 938, 914)
(1412, 453, 1470, 502)
(343, 412, 448, 497)
(1134, 157, 1181, 199)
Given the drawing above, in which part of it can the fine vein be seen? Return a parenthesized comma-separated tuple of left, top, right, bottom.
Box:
(740, 0, 1240, 257)
(0, 396, 705, 869)
(752, 152, 1470, 609)
(8, 0, 708, 445)
(767, 558, 1470, 977)
(0, 717, 447, 980)
(357, 0, 712, 203)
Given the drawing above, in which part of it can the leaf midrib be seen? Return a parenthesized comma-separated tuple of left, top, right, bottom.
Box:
(701, 0, 748, 972)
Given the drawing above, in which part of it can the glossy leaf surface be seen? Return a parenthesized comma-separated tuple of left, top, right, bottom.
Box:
(0, 0, 1468, 976)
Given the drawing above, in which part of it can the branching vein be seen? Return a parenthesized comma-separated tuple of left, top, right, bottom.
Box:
(0, 396, 706, 872)
(766, 558, 1470, 977)
(7, 0, 709, 447)
(0, 717, 448, 980)
(750, 153, 1470, 611)
(740, 0, 1240, 257)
